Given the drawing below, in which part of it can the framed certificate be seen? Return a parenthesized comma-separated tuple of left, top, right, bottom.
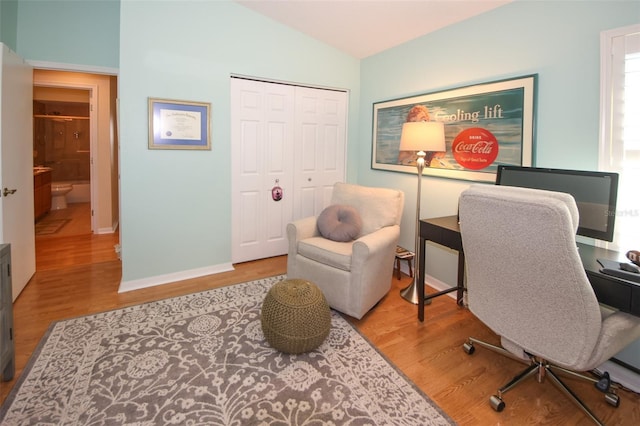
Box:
(148, 98, 211, 150)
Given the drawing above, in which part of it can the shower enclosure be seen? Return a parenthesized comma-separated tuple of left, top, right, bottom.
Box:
(33, 100, 91, 203)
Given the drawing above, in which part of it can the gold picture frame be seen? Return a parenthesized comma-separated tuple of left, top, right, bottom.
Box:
(148, 98, 211, 150)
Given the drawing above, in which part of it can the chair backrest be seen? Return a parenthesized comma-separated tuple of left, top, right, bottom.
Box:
(330, 182, 404, 235)
(459, 184, 602, 367)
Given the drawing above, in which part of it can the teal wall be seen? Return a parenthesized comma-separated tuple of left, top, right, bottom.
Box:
(118, 0, 360, 282)
(16, 0, 119, 68)
(5, 0, 639, 286)
(0, 0, 18, 51)
(358, 0, 640, 285)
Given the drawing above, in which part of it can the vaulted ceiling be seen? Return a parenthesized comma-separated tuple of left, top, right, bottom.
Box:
(235, 0, 513, 58)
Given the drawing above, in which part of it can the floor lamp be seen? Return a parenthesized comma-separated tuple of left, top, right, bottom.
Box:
(399, 121, 446, 304)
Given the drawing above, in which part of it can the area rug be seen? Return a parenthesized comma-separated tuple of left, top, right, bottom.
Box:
(34, 218, 70, 236)
(0, 275, 455, 425)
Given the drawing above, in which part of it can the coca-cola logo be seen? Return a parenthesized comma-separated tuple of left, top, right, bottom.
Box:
(452, 128, 499, 170)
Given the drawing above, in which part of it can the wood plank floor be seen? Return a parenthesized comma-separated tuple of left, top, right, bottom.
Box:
(1, 207, 639, 424)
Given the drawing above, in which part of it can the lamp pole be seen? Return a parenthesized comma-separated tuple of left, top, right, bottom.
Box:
(400, 150, 429, 304)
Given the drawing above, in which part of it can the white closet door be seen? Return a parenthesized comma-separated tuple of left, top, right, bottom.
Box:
(231, 78, 347, 263)
(293, 87, 347, 219)
(231, 79, 295, 263)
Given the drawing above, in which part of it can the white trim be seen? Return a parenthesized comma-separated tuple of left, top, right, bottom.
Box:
(599, 25, 636, 169)
(424, 274, 458, 300)
(230, 73, 348, 93)
(118, 263, 235, 293)
(599, 23, 640, 168)
(96, 225, 117, 235)
(596, 360, 640, 394)
(27, 60, 118, 76)
(598, 24, 640, 250)
(598, 28, 613, 172)
(397, 263, 459, 301)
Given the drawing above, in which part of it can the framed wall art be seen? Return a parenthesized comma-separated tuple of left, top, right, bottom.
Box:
(372, 74, 537, 182)
(148, 98, 211, 150)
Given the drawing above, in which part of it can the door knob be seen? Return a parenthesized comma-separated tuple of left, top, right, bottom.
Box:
(3, 188, 17, 197)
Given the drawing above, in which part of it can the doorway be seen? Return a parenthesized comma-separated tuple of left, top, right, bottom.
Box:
(33, 90, 93, 238)
(32, 69, 120, 271)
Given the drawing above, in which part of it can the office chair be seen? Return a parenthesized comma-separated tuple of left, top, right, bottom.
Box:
(287, 182, 404, 319)
(458, 184, 640, 425)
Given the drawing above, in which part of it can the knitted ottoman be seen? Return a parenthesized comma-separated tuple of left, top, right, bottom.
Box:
(261, 279, 331, 354)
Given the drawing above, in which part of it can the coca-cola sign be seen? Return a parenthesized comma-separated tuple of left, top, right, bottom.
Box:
(452, 128, 499, 170)
(372, 74, 536, 182)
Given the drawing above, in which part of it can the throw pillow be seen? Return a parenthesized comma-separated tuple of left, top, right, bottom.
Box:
(317, 204, 362, 242)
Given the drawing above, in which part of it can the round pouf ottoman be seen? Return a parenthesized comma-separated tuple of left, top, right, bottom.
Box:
(261, 279, 331, 354)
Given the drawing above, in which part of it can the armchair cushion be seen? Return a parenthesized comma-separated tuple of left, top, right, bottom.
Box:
(298, 237, 353, 271)
(317, 204, 362, 242)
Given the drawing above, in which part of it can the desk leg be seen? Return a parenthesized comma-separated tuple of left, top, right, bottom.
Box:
(418, 236, 426, 322)
(457, 252, 465, 306)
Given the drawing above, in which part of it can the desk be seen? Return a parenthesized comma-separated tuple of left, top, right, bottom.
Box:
(577, 243, 640, 316)
(418, 215, 640, 322)
(418, 216, 465, 322)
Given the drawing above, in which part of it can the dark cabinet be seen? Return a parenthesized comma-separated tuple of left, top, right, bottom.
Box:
(34, 170, 52, 220)
(0, 244, 14, 381)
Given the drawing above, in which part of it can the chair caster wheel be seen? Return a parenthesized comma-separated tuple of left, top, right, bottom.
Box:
(490, 395, 505, 412)
(605, 392, 620, 407)
(463, 342, 475, 355)
(596, 371, 611, 392)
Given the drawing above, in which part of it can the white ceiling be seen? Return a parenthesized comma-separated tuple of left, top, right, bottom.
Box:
(235, 0, 513, 58)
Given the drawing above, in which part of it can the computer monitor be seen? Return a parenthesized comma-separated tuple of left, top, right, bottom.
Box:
(495, 165, 619, 242)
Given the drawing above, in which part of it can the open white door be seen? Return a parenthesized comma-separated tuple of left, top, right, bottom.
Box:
(0, 44, 35, 301)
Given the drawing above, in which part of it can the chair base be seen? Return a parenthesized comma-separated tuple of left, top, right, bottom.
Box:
(463, 337, 621, 426)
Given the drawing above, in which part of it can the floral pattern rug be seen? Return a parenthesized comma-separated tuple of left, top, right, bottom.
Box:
(0, 275, 454, 425)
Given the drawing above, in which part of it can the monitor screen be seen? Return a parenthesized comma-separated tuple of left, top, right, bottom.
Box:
(495, 166, 619, 242)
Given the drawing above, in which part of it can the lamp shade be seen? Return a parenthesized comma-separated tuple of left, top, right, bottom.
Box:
(399, 121, 446, 152)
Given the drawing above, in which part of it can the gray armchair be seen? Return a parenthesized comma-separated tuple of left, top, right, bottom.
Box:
(287, 182, 404, 319)
(458, 184, 640, 425)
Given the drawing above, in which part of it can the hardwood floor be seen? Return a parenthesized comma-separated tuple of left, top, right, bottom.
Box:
(2, 209, 639, 424)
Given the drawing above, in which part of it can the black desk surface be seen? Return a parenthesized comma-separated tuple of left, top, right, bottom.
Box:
(577, 242, 640, 316)
(419, 216, 640, 317)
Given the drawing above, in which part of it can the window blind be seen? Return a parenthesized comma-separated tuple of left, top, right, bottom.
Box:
(600, 26, 640, 251)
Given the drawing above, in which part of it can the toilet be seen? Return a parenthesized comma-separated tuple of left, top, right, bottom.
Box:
(51, 183, 73, 210)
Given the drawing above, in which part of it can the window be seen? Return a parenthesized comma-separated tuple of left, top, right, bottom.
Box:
(600, 25, 640, 251)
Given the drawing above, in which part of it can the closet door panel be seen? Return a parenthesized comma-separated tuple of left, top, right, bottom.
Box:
(231, 79, 294, 263)
(239, 191, 259, 246)
(298, 186, 320, 219)
(322, 125, 339, 170)
(300, 123, 318, 171)
(293, 87, 347, 220)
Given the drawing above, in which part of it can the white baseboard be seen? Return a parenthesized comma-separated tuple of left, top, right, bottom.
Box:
(424, 274, 458, 299)
(96, 226, 117, 234)
(597, 360, 640, 394)
(118, 263, 235, 293)
(398, 262, 459, 299)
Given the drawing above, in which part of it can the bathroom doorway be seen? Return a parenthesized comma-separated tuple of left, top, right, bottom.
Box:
(33, 90, 93, 237)
(31, 70, 120, 269)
